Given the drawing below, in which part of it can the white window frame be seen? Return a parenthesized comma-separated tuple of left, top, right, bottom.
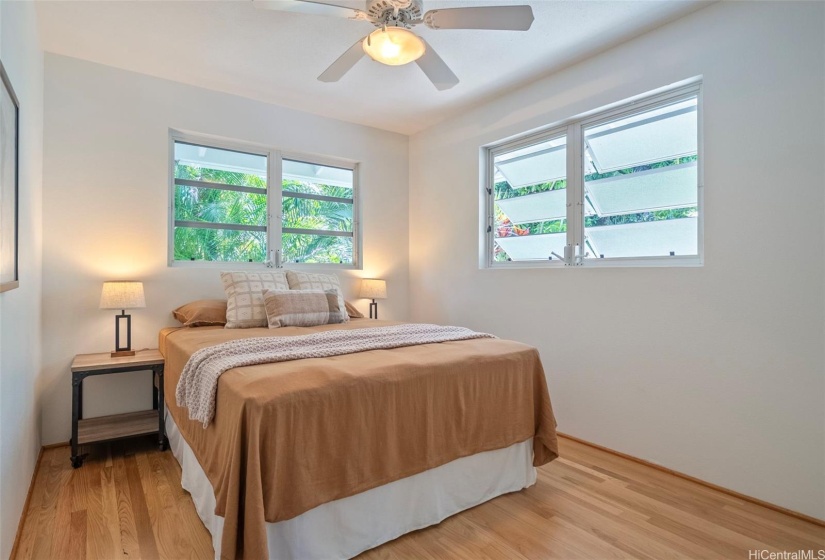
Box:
(169, 130, 361, 269)
(483, 81, 703, 269)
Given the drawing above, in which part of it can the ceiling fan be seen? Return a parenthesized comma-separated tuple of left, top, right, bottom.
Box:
(253, 0, 535, 90)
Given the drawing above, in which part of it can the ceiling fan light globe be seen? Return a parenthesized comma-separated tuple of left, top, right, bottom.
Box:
(362, 27, 426, 66)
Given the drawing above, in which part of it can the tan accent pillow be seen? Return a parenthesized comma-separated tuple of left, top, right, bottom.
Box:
(286, 271, 349, 323)
(344, 300, 364, 319)
(172, 299, 227, 327)
(262, 289, 344, 328)
(221, 271, 289, 328)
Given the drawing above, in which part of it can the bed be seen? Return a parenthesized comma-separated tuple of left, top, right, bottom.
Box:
(160, 319, 559, 560)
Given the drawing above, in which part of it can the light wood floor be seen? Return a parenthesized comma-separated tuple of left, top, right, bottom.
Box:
(12, 436, 824, 560)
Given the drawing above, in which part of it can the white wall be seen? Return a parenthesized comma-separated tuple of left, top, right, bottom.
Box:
(41, 55, 409, 445)
(409, 1, 825, 520)
(0, 1, 44, 557)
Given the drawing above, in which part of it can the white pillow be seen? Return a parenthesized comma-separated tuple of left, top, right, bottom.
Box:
(285, 271, 349, 323)
(220, 271, 289, 328)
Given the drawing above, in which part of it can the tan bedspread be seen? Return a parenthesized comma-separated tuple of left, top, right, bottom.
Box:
(160, 320, 558, 560)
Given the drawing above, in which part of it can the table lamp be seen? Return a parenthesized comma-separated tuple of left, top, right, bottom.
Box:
(359, 278, 387, 319)
(100, 281, 146, 357)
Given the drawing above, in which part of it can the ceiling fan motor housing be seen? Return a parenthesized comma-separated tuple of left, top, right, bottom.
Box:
(366, 0, 423, 28)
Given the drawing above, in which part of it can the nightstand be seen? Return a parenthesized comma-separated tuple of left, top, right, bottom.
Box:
(70, 349, 166, 468)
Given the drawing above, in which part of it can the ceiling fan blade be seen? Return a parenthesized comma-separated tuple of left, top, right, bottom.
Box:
(415, 40, 459, 91)
(318, 39, 366, 82)
(423, 5, 534, 31)
(253, 0, 367, 20)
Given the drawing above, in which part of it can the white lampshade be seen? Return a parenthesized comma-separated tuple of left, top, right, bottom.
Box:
(100, 281, 146, 310)
(362, 27, 425, 66)
(359, 278, 387, 300)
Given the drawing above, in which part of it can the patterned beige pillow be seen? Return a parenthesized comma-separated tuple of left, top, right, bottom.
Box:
(286, 271, 349, 323)
(221, 271, 289, 328)
(262, 289, 344, 328)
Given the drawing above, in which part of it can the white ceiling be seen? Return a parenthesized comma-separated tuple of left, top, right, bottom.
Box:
(35, 0, 710, 134)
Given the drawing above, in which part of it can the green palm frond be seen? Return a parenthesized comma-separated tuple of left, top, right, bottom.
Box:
(174, 164, 354, 264)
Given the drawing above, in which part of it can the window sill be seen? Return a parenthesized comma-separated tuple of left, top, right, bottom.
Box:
(169, 260, 362, 271)
(484, 256, 703, 269)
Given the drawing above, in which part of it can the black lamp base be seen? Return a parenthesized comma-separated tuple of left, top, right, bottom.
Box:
(369, 300, 378, 319)
(112, 310, 134, 357)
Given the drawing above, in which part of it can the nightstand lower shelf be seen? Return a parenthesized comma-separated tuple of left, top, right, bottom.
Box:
(77, 410, 159, 445)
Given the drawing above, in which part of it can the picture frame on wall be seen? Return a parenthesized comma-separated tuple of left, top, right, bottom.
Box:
(0, 59, 19, 293)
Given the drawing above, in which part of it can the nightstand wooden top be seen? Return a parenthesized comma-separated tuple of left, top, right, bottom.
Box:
(71, 349, 164, 372)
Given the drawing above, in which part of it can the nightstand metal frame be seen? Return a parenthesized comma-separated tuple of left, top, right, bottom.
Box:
(70, 363, 165, 468)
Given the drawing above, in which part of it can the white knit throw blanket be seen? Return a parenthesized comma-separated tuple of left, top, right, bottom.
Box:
(176, 323, 495, 427)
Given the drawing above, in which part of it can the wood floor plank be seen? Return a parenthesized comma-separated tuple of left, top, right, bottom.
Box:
(555, 468, 780, 557)
(14, 448, 55, 560)
(49, 452, 78, 560)
(630, 481, 823, 551)
(137, 446, 195, 559)
(723, 504, 825, 543)
(155, 448, 214, 559)
(68, 510, 88, 560)
(33, 448, 74, 560)
(440, 513, 533, 560)
(122, 449, 160, 559)
(462, 496, 594, 559)
(376, 506, 531, 560)
(563, 439, 754, 511)
(81, 445, 113, 560)
(509, 483, 680, 560)
(490, 494, 634, 559)
(111, 444, 143, 559)
(532, 472, 726, 559)
(133, 451, 162, 554)
(12, 436, 825, 560)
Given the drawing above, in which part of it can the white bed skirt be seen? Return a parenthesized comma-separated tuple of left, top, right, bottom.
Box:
(166, 410, 537, 560)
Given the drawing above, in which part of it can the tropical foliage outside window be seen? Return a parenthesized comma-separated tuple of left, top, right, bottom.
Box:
(281, 159, 354, 265)
(172, 140, 357, 265)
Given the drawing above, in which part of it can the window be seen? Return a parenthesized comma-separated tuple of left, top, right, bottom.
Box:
(485, 83, 701, 267)
(492, 135, 568, 263)
(173, 142, 269, 263)
(281, 159, 355, 265)
(170, 134, 359, 267)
